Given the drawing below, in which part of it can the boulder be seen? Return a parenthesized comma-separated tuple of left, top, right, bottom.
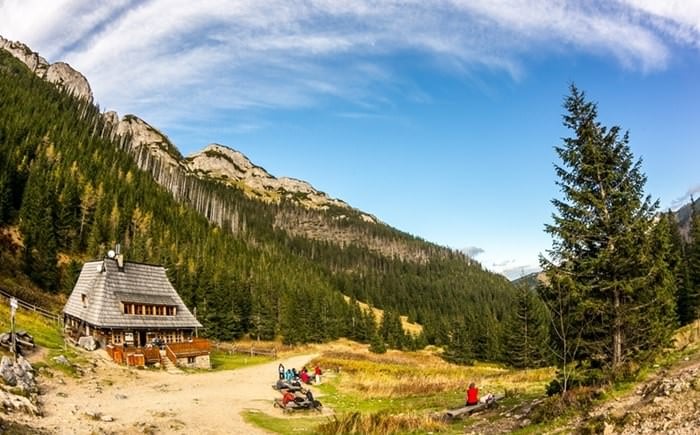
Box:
(78, 336, 98, 351)
(0, 356, 17, 386)
(52, 355, 70, 366)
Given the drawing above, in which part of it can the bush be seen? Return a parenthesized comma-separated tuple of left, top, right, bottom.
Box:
(369, 335, 387, 354)
(531, 387, 602, 424)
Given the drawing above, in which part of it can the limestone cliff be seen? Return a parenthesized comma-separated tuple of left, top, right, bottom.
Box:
(0, 36, 92, 101)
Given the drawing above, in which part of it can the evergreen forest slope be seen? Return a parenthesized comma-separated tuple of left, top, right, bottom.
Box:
(0, 45, 517, 354)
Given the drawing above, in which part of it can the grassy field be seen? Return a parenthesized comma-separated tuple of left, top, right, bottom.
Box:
(245, 342, 554, 434)
(209, 350, 274, 371)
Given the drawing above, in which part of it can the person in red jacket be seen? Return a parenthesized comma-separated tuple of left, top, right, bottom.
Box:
(466, 382, 479, 406)
(282, 390, 296, 406)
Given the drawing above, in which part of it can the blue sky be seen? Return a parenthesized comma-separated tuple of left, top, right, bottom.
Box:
(1, 1, 699, 278)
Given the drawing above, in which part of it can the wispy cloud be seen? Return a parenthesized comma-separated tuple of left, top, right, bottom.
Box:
(502, 264, 541, 281)
(671, 184, 700, 209)
(1, 0, 697, 129)
(461, 246, 485, 258)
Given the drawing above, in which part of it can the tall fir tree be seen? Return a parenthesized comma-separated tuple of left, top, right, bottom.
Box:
(687, 201, 700, 323)
(442, 319, 475, 366)
(504, 285, 550, 368)
(541, 85, 675, 382)
(665, 210, 695, 324)
(18, 154, 59, 292)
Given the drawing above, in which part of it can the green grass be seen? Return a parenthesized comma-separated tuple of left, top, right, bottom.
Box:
(209, 350, 273, 371)
(318, 377, 463, 415)
(242, 410, 323, 434)
(0, 303, 85, 375)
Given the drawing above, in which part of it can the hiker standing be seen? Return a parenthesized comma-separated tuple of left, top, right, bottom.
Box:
(466, 382, 479, 406)
(314, 364, 322, 384)
(278, 363, 285, 380)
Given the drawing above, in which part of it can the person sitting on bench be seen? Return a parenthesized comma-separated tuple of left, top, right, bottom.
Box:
(466, 382, 479, 406)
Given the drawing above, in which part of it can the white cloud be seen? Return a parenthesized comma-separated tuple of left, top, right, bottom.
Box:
(462, 246, 485, 258)
(501, 264, 541, 281)
(0, 0, 696, 129)
(671, 184, 700, 209)
(620, 0, 700, 47)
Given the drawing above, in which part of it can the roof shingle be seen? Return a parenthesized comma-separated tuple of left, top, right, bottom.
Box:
(63, 259, 202, 329)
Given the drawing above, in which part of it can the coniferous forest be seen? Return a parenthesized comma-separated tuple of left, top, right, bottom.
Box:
(2, 48, 700, 382)
(0, 49, 522, 358)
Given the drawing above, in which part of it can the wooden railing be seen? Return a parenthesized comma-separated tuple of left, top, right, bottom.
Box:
(166, 338, 211, 358)
(106, 344, 162, 366)
(214, 341, 277, 358)
(0, 287, 61, 324)
(165, 345, 177, 364)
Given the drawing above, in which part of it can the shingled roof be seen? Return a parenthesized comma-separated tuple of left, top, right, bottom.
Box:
(63, 259, 202, 329)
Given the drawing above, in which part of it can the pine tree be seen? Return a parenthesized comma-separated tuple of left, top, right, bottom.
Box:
(504, 285, 549, 368)
(541, 85, 675, 381)
(18, 155, 59, 292)
(442, 320, 475, 366)
(687, 202, 700, 322)
(369, 332, 387, 354)
(380, 309, 406, 349)
(664, 210, 695, 324)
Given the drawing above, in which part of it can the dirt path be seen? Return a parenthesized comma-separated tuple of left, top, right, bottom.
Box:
(21, 352, 321, 434)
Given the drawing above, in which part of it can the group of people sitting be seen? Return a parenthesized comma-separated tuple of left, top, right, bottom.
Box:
(274, 363, 323, 411)
(278, 363, 322, 385)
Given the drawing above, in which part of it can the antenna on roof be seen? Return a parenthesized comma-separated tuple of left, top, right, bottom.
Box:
(107, 250, 116, 259)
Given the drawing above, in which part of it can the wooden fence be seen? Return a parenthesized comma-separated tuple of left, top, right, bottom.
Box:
(214, 341, 278, 358)
(0, 287, 61, 324)
(107, 344, 162, 367)
(166, 338, 211, 358)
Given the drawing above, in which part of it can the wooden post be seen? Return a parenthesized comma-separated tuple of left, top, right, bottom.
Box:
(10, 297, 17, 363)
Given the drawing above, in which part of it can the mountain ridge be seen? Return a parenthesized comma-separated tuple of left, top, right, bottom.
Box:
(0, 35, 438, 261)
(0, 35, 92, 102)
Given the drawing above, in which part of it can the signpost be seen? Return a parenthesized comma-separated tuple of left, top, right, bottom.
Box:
(10, 297, 17, 362)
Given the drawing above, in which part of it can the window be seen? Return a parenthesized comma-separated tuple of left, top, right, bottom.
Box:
(112, 332, 122, 344)
(122, 303, 177, 316)
(81, 294, 88, 307)
(187, 356, 196, 364)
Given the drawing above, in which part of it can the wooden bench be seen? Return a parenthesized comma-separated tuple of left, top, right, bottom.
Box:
(443, 394, 504, 420)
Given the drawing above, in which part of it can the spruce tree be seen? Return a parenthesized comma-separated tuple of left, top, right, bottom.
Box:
(541, 85, 675, 380)
(687, 202, 700, 322)
(369, 333, 387, 354)
(504, 285, 549, 368)
(665, 210, 695, 324)
(442, 319, 475, 365)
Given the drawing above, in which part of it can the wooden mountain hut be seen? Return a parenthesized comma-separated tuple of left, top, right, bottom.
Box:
(63, 255, 209, 367)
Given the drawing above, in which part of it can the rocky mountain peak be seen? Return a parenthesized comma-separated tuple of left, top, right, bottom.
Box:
(185, 143, 366, 215)
(0, 35, 92, 101)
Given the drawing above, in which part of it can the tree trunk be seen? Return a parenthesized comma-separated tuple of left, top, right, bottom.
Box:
(613, 288, 622, 369)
